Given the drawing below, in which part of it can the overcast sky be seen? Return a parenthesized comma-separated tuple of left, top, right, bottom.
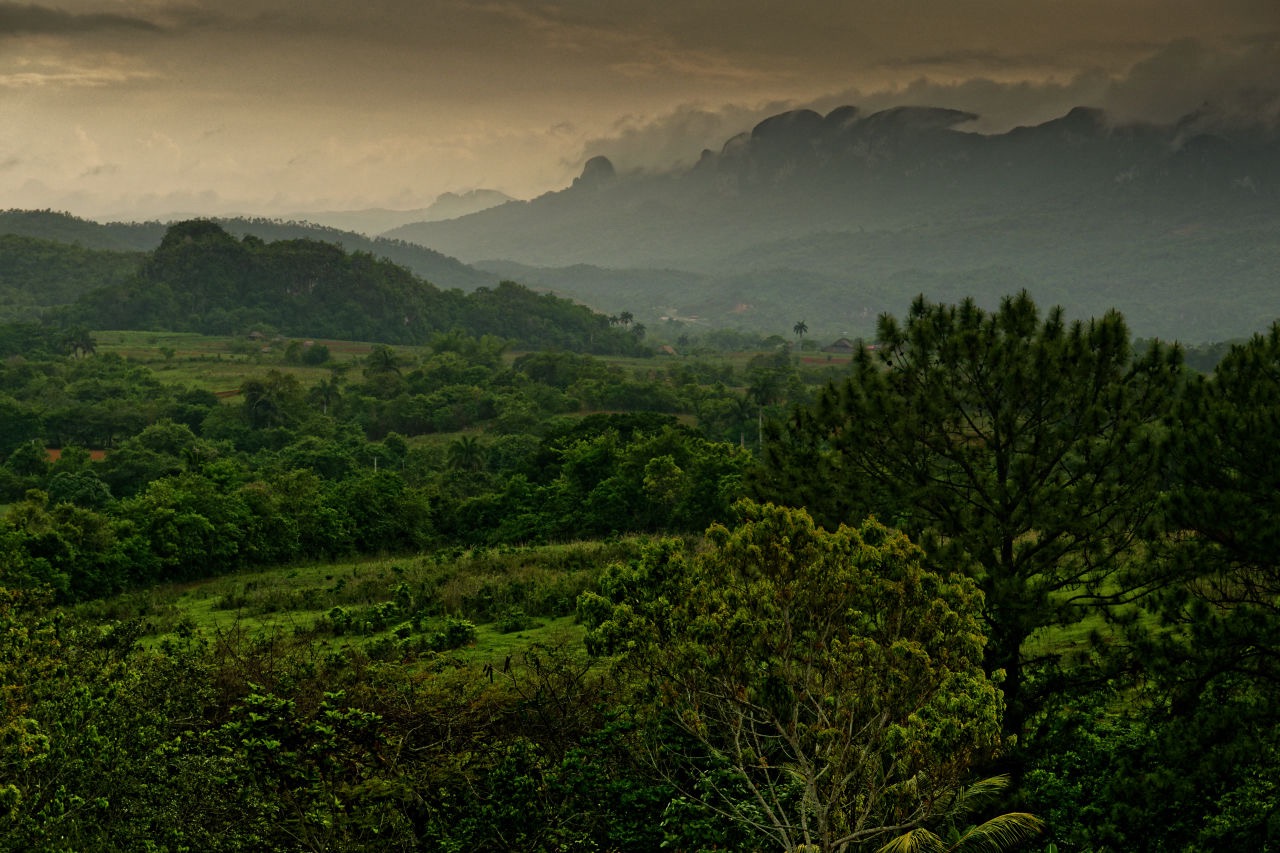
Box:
(2, 0, 1277, 219)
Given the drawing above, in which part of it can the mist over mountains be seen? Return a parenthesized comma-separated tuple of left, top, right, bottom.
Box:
(386, 104, 1280, 343)
(283, 190, 515, 237)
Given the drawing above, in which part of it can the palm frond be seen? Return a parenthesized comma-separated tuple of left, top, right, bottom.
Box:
(877, 827, 944, 853)
(950, 812, 1045, 852)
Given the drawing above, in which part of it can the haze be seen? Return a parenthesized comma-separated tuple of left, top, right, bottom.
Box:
(2, 0, 1277, 220)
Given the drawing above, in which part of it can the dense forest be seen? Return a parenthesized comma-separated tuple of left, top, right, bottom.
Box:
(0, 234, 141, 322)
(0, 208, 494, 290)
(44, 220, 645, 354)
(0, 214, 635, 353)
(0, 221, 1276, 850)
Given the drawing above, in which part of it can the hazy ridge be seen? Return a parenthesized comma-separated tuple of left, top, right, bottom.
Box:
(387, 104, 1280, 342)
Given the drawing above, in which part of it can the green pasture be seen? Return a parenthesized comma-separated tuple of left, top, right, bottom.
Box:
(93, 330, 398, 395)
(73, 531, 1151, 678)
(73, 539, 632, 662)
(87, 330, 851, 412)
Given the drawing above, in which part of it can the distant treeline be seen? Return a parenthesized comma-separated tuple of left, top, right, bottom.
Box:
(0, 234, 142, 322)
(0, 207, 494, 288)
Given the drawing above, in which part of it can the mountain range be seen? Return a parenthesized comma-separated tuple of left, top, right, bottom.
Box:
(385, 104, 1280, 343)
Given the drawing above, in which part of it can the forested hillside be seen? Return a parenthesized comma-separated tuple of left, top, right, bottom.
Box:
(0, 209, 163, 251)
(53, 219, 645, 354)
(0, 209, 496, 290)
(0, 235, 141, 322)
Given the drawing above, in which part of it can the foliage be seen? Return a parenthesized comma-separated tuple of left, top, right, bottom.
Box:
(2, 270, 1278, 851)
(60, 220, 648, 354)
(0, 234, 140, 323)
(580, 501, 1008, 853)
(877, 777, 1042, 853)
(0, 575, 690, 851)
(755, 292, 1183, 728)
(0, 322, 788, 598)
(1114, 322, 1280, 850)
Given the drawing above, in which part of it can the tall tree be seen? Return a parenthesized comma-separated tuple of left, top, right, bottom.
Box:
(446, 435, 486, 472)
(308, 375, 343, 416)
(57, 325, 96, 359)
(240, 370, 304, 430)
(364, 344, 404, 376)
(1120, 323, 1280, 849)
(580, 502, 1034, 853)
(754, 293, 1182, 729)
(1160, 322, 1280, 687)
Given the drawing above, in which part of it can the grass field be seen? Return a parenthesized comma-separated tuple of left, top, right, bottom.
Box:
(87, 328, 826, 426)
(93, 330, 388, 396)
(71, 531, 1145, 681)
(72, 540, 637, 665)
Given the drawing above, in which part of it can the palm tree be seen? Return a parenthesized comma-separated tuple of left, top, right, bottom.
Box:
(878, 776, 1044, 853)
(793, 319, 808, 355)
(241, 378, 283, 429)
(60, 325, 96, 358)
(308, 376, 343, 416)
(364, 344, 402, 375)
(446, 435, 486, 472)
(241, 370, 302, 429)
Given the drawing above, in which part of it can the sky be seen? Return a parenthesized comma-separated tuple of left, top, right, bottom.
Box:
(2, 0, 1277, 220)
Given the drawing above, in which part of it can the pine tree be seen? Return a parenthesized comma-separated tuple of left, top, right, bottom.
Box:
(754, 292, 1183, 729)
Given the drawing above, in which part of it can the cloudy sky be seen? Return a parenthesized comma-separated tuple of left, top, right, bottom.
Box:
(2, 0, 1277, 219)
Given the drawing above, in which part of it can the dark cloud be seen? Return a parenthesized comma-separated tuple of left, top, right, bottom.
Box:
(0, 3, 161, 36)
(876, 49, 1058, 72)
(813, 76, 1112, 134)
(581, 102, 793, 171)
(583, 35, 1280, 174)
(1102, 36, 1280, 125)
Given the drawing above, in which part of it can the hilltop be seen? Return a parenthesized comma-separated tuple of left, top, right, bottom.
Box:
(0, 209, 496, 292)
(40, 219, 648, 354)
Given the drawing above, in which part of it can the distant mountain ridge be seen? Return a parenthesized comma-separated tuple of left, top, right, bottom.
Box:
(385, 104, 1280, 342)
(284, 189, 515, 235)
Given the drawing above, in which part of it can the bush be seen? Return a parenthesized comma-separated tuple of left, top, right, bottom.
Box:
(428, 618, 477, 651)
(496, 607, 539, 634)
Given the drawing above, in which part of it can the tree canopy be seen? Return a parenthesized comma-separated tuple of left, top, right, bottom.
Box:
(580, 501, 1020, 852)
(754, 292, 1183, 728)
